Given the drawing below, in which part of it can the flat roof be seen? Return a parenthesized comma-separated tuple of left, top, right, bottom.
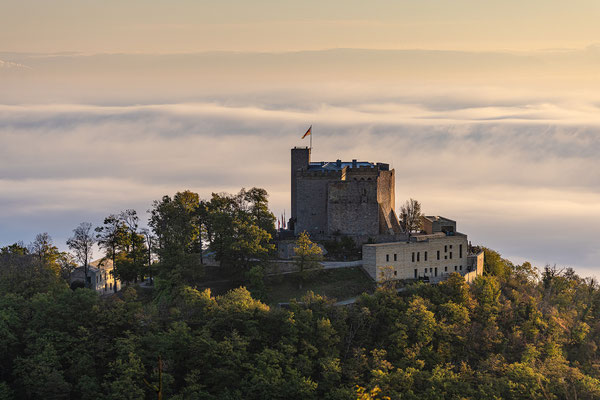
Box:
(307, 161, 376, 172)
(423, 215, 456, 224)
(364, 232, 467, 247)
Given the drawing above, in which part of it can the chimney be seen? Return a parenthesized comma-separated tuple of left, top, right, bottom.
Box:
(336, 159, 341, 167)
(352, 159, 357, 168)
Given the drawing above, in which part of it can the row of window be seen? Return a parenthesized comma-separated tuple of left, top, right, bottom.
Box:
(385, 244, 463, 263)
(413, 265, 463, 278)
(387, 265, 464, 279)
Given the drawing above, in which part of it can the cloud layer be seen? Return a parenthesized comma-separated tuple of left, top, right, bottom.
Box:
(1, 49, 598, 276)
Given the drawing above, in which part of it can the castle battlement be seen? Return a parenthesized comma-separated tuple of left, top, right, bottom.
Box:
(296, 169, 344, 178)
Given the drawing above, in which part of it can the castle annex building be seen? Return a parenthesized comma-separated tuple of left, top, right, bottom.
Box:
(290, 147, 402, 239)
(363, 216, 484, 283)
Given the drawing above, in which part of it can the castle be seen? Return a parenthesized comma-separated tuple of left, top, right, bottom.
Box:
(289, 147, 402, 241)
(286, 147, 484, 283)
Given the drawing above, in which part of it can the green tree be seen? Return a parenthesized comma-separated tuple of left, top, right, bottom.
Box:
(0, 252, 64, 296)
(149, 191, 203, 284)
(203, 188, 275, 272)
(119, 209, 148, 283)
(96, 215, 129, 292)
(13, 340, 71, 399)
(293, 231, 323, 288)
(482, 247, 512, 280)
(0, 242, 28, 256)
(103, 353, 146, 400)
(29, 233, 60, 270)
(240, 187, 277, 238)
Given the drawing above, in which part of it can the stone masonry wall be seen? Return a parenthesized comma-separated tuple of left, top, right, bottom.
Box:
(327, 180, 380, 235)
(291, 147, 310, 221)
(376, 170, 402, 234)
(295, 171, 340, 236)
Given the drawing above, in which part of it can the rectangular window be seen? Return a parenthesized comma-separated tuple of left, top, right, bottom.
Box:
(444, 245, 448, 252)
(394, 253, 397, 261)
(424, 268, 427, 275)
(435, 267, 438, 277)
(444, 266, 448, 272)
(412, 252, 415, 262)
(394, 270, 397, 276)
(460, 265, 463, 270)
(449, 252, 453, 259)
(450, 245, 453, 249)
(459, 244, 463, 258)
(386, 254, 389, 262)
(417, 252, 420, 262)
(414, 268, 418, 279)
(424, 251, 428, 261)
(445, 255, 447, 260)
(454, 265, 457, 271)
(437, 250, 440, 260)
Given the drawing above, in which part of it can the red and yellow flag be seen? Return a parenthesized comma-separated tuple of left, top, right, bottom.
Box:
(302, 125, 312, 139)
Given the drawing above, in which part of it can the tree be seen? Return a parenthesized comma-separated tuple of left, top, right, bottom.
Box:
(28, 233, 64, 277)
(203, 189, 275, 272)
(13, 340, 71, 399)
(29, 233, 59, 266)
(483, 247, 512, 280)
(120, 210, 144, 281)
(67, 222, 95, 288)
(0, 247, 64, 296)
(149, 191, 203, 283)
(56, 251, 77, 281)
(239, 187, 276, 237)
(0, 242, 28, 256)
(140, 228, 156, 282)
(399, 198, 423, 235)
(293, 231, 323, 288)
(96, 215, 128, 292)
(103, 353, 146, 400)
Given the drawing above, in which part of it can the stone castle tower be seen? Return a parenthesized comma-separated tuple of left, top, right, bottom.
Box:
(290, 147, 402, 240)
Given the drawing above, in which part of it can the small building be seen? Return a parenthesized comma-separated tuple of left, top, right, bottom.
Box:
(70, 258, 121, 293)
(362, 216, 483, 283)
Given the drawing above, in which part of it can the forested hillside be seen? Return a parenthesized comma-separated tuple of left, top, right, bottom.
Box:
(1, 188, 599, 399)
(1, 244, 600, 399)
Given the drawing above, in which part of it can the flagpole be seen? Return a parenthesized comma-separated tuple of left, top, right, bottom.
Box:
(310, 127, 312, 150)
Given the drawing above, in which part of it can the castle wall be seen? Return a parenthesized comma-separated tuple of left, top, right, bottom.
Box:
(422, 218, 434, 235)
(377, 170, 402, 234)
(291, 147, 310, 222)
(465, 250, 485, 283)
(295, 171, 340, 236)
(362, 245, 378, 280)
(327, 180, 380, 235)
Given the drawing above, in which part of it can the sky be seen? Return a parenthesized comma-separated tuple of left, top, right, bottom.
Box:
(1, 1, 599, 277)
